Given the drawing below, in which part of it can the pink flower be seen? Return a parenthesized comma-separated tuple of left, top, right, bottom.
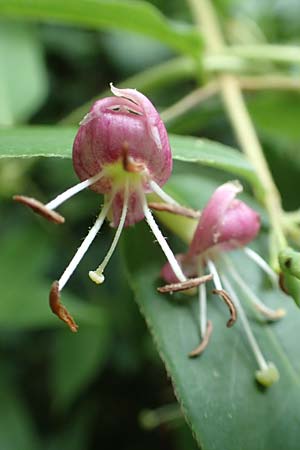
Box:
(161, 181, 260, 283)
(14, 85, 187, 332)
(160, 181, 283, 387)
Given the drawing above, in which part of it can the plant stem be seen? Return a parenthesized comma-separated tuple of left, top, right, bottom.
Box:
(162, 74, 300, 124)
(187, 0, 287, 252)
(161, 80, 219, 123)
(225, 44, 300, 64)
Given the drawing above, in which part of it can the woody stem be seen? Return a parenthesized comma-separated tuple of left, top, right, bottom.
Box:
(187, 0, 287, 256)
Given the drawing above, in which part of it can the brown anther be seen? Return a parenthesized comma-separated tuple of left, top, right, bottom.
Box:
(189, 320, 213, 357)
(148, 202, 201, 219)
(13, 195, 65, 224)
(49, 281, 78, 332)
(158, 274, 213, 293)
(212, 289, 237, 327)
(279, 272, 289, 295)
(122, 142, 145, 173)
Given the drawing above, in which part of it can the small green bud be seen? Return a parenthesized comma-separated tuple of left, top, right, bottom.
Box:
(279, 247, 300, 280)
(279, 270, 300, 307)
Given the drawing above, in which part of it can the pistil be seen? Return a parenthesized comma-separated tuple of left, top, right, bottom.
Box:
(89, 181, 129, 284)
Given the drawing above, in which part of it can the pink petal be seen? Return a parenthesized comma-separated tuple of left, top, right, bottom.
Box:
(160, 253, 198, 284)
(189, 181, 260, 255)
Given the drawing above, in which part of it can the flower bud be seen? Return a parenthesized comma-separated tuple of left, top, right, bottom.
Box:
(189, 181, 260, 256)
(73, 85, 172, 226)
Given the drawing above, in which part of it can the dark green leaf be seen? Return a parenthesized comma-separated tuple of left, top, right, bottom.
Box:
(169, 134, 258, 186)
(123, 175, 300, 450)
(0, 0, 201, 57)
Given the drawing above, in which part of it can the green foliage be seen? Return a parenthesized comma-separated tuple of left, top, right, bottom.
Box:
(123, 176, 300, 450)
(0, 0, 201, 57)
(1, 0, 300, 449)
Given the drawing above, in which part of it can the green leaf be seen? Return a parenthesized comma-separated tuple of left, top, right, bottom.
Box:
(0, 21, 48, 125)
(169, 134, 258, 186)
(0, 0, 201, 57)
(0, 126, 257, 185)
(0, 126, 76, 159)
(0, 224, 107, 329)
(122, 176, 300, 450)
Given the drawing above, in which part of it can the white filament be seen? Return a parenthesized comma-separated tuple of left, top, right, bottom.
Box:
(149, 180, 180, 206)
(207, 259, 223, 291)
(225, 258, 284, 319)
(46, 171, 103, 210)
(58, 195, 114, 291)
(243, 247, 277, 286)
(199, 277, 207, 339)
(221, 274, 268, 371)
(89, 182, 129, 283)
(140, 190, 186, 283)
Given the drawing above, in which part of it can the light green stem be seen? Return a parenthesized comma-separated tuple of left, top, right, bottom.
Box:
(225, 44, 300, 64)
(187, 0, 287, 252)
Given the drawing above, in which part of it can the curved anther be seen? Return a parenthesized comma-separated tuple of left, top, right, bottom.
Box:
(13, 195, 65, 224)
(158, 274, 213, 293)
(49, 281, 78, 332)
(189, 320, 213, 357)
(212, 288, 237, 327)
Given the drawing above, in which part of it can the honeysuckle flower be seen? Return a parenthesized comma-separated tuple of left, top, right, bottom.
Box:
(14, 85, 204, 332)
(160, 181, 285, 387)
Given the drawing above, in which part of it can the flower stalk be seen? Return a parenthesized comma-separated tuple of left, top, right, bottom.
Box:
(187, 0, 287, 262)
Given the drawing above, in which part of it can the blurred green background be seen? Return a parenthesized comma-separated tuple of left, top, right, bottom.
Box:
(1, 0, 300, 448)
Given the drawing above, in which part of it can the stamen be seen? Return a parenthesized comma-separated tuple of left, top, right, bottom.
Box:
(221, 274, 279, 387)
(157, 274, 213, 293)
(199, 275, 208, 339)
(49, 280, 78, 332)
(122, 143, 145, 173)
(13, 172, 104, 224)
(58, 194, 114, 291)
(207, 259, 237, 327)
(189, 320, 213, 358)
(140, 190, 187, 283)
(46, 171, 104, 210)
(225, 257, 285, 320)
(13, 195, 65, 224)
(243, 247, 277, 286)
(148, 202, 201, 219)
(149, 180, 180, 206)
(212, 289, 237, 327)
(89, 181, 129, 284)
